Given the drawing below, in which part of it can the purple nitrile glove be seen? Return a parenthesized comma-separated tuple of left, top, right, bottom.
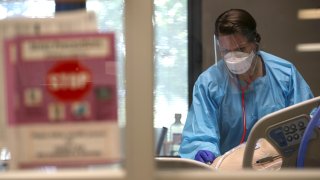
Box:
(194, 150, 215, 165)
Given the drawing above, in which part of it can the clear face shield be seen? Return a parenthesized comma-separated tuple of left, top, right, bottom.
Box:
(213, 34, 257, 77)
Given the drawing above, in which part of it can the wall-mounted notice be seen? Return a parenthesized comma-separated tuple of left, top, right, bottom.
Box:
(0, 10, 97, 149)
(4, 32, 120, 169)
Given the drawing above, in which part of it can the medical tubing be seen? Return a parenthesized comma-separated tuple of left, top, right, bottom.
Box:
(255, 155, 281, 164)
(296, 107, 320, 168)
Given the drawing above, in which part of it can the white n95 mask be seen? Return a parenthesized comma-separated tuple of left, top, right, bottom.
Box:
(224, 51, 255, 74)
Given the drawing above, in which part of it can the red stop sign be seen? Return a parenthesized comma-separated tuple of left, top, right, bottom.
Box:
(46, 60, 92, 101)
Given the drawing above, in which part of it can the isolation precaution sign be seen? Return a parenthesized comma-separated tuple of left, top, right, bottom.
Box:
(46, 60, 92, 101)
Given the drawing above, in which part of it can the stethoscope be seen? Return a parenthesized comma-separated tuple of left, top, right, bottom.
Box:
(239, 79, 252, 144)
(227, 70, 253, 145)
(231, 54, 259, 144)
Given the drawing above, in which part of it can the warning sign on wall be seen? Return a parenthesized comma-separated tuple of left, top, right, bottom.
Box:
(6, 32, 118, 125)
(4, 32, 120, 169)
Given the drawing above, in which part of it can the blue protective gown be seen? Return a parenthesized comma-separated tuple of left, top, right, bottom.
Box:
(179, 51, 314, 159)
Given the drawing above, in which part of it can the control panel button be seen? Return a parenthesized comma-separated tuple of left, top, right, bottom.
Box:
(269, 128, 287, 148)
(286, 135, 293, 142)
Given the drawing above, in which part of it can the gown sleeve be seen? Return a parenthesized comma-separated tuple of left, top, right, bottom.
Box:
(179, 75, 222, 159)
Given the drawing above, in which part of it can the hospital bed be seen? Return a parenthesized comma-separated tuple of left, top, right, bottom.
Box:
(156, 96, 320, 170)
(243, 96, 320, 169)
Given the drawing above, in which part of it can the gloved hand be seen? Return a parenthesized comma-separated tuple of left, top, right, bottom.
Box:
(194, 150, 215, 165)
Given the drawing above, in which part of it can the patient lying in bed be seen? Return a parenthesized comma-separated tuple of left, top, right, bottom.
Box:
(211, 139, 282, 171)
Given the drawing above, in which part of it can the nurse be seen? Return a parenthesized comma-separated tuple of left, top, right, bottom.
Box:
(179, 9, 314, 164)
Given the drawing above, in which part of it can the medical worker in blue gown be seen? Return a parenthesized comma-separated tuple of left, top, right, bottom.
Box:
(179, 9, 314, 164)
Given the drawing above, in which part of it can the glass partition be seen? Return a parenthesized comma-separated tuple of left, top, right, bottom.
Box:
(0, 0, 189, 172)
(0, 0, 319, 179)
